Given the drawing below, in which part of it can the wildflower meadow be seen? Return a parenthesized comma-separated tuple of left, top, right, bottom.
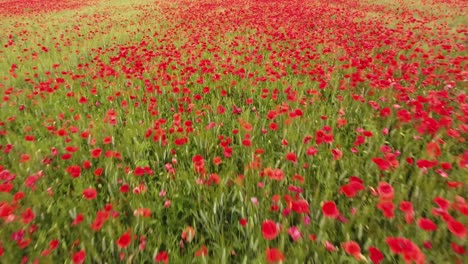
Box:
(0, 0, 466, 263)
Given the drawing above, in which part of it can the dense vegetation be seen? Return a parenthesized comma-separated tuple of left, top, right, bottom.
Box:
(0, 0, 466, 263)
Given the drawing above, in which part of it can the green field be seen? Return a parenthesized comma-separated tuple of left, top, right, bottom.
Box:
(0, 0, 466, 263)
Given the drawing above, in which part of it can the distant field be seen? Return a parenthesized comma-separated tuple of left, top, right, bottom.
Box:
(0, 0, 466, 263)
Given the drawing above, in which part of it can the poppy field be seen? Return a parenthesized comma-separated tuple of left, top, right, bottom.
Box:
(0, 0, 467, 263)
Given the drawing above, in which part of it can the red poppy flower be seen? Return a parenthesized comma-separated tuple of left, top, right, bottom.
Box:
(426, 141, 441, 158)
(377, 182, 394, 200)
(262, 219, 279, 240)
(181, 226, 196, 242)
(372, 158, 390, 171)
(264, 168, 285, 181)
(91, 148, 102, 158)
(459, 150, 468, 168)
(21, 208, 35, 224)
(242, 138, 251, 147)
(71, 214, 84, 226)
(433, 196, 450, 211)
(455, 202, 468, 216)
(386, 237, 418, 255)
(342, 241, 361, 260)
(66, 146, 79, 153)
(292, 174, 305, 183)
(368, 247, 384, 264)
(207, 173, 220, 185)
(306, 146, 318, 156)
(82, 188, 97, 200)
(416, 159, 438, 169)
(82, 160, 91, 169)
(66, 165, 81, 178)
(94, 168, 104, 177)
(195, 245, 208, 257)
(61, 153, 72, 160)
(404, 213, 415, 224)
(18, 237, 31, 249)
(0, 183, 13, 193)
(447, 181, 464, 188)
(325, 241, 337, 252)
(91, 211, 110, 231)
(291, 199, 309, 214)
(134, 167, 145, 176)
(213, 156, 222, 165)
(73, 250, 86, 264)
(117, 230, 132, 249)
(91, 218, 105, 231)
(41, 249, 51, 257)
(423, 241, 432, 249)
(103, 137, 112, 144)
(322, 201, 339, 218)
(399, 201, 414, 214)
(377, 201, 395, 219)
(331, 148, 342, 160)
(134, 208, 152, 217)
(266, 248, 285, 263)
(418, 218, 437, 231)
(120, 184, 130, 193)
(154, 251, 168, 263)
(49, 239, 59, 250)
(192, 155, 204, 164)
(287, 226, 301, 241)
(14, 192, 25, 201)
(451, 242, 465, 255)
(340, 181, 364, 198)
(386, 237, 425, 263)
(239, 218, 248, 226)
(285, 152, 297, 163)
(447, 219, 466, 238)
(192, 155, 205, 174)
